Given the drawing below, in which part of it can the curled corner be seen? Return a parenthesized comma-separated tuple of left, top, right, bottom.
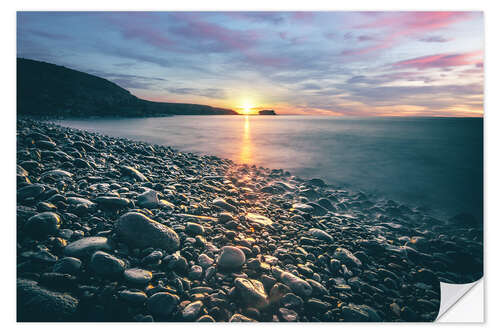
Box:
(436, 278, 483, 322)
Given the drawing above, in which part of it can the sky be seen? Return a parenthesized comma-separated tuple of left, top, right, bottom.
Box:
(17, 11, 484, 116)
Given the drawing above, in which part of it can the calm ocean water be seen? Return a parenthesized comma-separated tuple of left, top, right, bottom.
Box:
(57, 116, 483, 222)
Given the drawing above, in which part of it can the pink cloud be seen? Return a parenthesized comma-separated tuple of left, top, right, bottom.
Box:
(121, 26, 174, 50)
(105, 13, 175, 50)
(171, 13, 289, 67)
(356, 12, 471, 31)
(291, 12, 315, 22)
(342, 12, 475, 56)
(171, 13, 261, 53)
(392, 50, 483, 69)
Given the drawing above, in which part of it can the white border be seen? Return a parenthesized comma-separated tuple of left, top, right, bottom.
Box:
(3, 0, 497, 332)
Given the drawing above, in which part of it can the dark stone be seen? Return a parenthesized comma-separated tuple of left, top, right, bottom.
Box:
(116, 212, 180, 252)
(17, 279, 79, 321)
(25, 212, 61, 238)
(147, 292, 180, 317)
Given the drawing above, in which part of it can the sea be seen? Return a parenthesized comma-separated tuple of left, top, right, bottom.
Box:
(57, 116, 483, 222)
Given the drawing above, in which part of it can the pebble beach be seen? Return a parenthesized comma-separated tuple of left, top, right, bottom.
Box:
(16, 119, 483, 322)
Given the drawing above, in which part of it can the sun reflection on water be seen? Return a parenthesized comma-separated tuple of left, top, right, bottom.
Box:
(239, 115, 252, 164)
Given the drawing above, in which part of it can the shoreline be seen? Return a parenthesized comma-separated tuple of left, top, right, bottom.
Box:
(16, 119, 483, 322)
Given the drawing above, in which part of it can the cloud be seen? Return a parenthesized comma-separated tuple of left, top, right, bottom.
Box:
(166, 87, 227, 99)
(95, 42, 171, 68)
(342, 12, 474, 56)
(358, 35, 375, 42)
(170, 13, 261, 53)
(27, 29, 71, 40)
(419, 35, 453, 43)
(291, 12, 315, 22)
(86, 70, 167, 89)
(222, 12, 286, 25)
(346, 72, 437, 85)
(344, 83, 483, 108)
(104, 13, 175, 51)
(324, 32, 336, 40)
(301, 83, 322, 90)
(392, 51, 483, 69)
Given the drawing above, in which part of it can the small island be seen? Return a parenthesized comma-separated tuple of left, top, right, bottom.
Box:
(258, 110, 277, 115)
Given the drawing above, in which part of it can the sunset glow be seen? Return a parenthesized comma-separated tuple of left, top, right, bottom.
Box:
(17, 12, 484, 117)
(237, 100, 257, 114)
(239, 115, 252, 164)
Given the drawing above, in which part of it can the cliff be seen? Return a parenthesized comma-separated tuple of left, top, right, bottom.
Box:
(17, 58, 237, 117)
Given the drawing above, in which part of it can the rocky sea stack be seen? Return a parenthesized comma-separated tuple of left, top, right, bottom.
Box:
(258, 110, 276, 115)
(16, 119, 483, 322)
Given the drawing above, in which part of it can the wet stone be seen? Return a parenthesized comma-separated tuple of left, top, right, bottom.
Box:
(197, 315, 216, 322)
(116, 212, 180, 252)
(280, 271, 312, 297)
(147, 292, 180, 317)
(217, 246, 246, 270)
(89, 251, 126, 277)
(198, 253, 214, 269)
(124, 268, 153, 285)
(118, 290, 148, 304)
(142, 250, 163, 265)
(278, 307, 298, 322)
(52, 257, 82, 275)
(292, 203, 314, 213)
(95, 196, 131, 210)
(121, 166, 149, 182)
(308, 228, 333, 242)
(228, 313, 256, 322)
(280, 292, 303, 309)
(25, 212, 61, 238)
(182, 300, 204, 321)
(186, 222, 205, 235)
(212, 198, 237, 212)
(245, 213, 273, 226)
(218, 212, 233, 223)
(18, 184, 45, 200)
(234, 278, 269, 309)
(38, 262, 71, 279)
(341, 304, 381, 322)
(41, 169, 73, 179)
(333, 248, 362, 268)
(17, 279, 79, 322)
(305, 298, 331, 313)
(64, 237, 113, 258)
(189, 265, 203, 280)
(137, 189, 161, 208)
(317, 198, 335, 210)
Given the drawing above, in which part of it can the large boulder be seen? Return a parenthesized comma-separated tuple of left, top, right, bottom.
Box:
(115, 212, 180, 252)
(17, 279, 79, 321)
(25, 212, 61, 238)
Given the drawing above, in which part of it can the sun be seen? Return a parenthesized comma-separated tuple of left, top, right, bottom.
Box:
(238, 100, 256, 114)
